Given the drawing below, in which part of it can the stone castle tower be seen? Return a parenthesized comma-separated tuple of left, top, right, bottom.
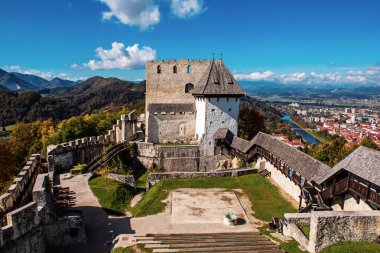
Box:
(145, 59, 245, 155)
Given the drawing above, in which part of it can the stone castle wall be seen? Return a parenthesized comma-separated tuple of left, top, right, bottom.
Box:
(145, 59, 211, 143)
(0, 154, 41, 214)
(47, 111, 138, 171)
(283, 211, 380, 253)
(0, 162, 86, 253)
(146, 168, 256, 190)
(146, 111, 196, 143)
(146, 59, 211, 105)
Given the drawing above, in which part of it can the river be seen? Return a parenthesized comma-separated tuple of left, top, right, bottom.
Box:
(282, 114, 320, 145)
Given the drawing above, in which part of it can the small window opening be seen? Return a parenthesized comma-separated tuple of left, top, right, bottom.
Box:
(185, 83, 194, 93)
(228, 108, 232, 112)
(211, 109, 215, 112)
(173, 66, 177, 73)
(157, 65, 161, 74)
(187, 65, 192, 73)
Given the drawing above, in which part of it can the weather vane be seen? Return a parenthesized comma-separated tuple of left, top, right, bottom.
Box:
(220, 53, 223, 60)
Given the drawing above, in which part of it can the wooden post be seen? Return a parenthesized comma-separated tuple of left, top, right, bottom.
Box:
(332, 178, 336, 198)
(366, 181, 371, 201)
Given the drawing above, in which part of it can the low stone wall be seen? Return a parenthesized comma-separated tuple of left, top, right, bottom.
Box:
(146, 168, 256, 189)
(47, 112, 138, 171)
(107, 173, 136, 189)
(283, 211, 380, 253)
(255, 157, 302, 205)
(0, 154, 41, 214)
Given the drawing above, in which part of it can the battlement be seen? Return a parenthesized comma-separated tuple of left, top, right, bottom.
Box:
(147, 59, 211, 66)
(0, 154, 41, 214)
(47, 111, 139, 171)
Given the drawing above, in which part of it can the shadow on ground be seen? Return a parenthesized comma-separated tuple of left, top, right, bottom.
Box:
(48, 205, 135, 253)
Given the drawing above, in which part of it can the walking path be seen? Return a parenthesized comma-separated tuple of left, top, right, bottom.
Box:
(51, 173, 134, 253)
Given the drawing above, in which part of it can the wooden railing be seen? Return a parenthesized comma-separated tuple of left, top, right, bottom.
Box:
(320, 176, 380, 209)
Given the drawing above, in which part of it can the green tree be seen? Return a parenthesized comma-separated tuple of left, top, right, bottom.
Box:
(360, 137, 379, 151)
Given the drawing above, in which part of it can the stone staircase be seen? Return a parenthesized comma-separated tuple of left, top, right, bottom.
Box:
(134, 232, 285, 253)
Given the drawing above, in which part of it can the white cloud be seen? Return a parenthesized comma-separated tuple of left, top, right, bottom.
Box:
(3, 65, 54, 80)
(171, 0, 205, 18)
(84, 42, 157, 70)
(234, 71, 274, 81)
(234, 66, 380, 85)
(100, 0, 160, 30)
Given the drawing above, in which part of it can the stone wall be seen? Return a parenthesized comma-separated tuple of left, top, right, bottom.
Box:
(107, 173, 136, 189)
(146, 168, 256, 189)
(331, 193, 373, 211)
(0, 154, 41, 214)
(47, 111, 138, 171)
(146, 111, 196, 143)
(255, 157, 302, 205)
(283, 211, 380, 253)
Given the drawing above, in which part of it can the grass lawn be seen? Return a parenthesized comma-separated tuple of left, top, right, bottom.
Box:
(136, 169, 150, 189)
(89, 176, 135, 216)
(321, 241, 380, 253)
(299, 225, 310, 239)
(131, 174, 297, 221)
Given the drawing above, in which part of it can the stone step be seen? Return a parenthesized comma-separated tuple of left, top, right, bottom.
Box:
(146, 235, 266, 240)
(138, 238, 270, 244)
(152, 250, 284, 253)
(147, 232, 260, 237)
(159, 241, 276, 248)
(151, 245, 281, 253)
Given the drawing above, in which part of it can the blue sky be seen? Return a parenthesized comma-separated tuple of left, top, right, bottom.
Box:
(0, 0, 380, 85)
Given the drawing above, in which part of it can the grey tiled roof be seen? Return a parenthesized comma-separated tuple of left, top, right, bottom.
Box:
(214, 129, 331, 183)
(192, 60, 245, 97)
(251, 133, 331, 183)
(318, 146, 380, 185)
(148, 103, 195, 113)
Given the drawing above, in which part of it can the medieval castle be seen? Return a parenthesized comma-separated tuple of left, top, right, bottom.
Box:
(1, 59, 379, 253)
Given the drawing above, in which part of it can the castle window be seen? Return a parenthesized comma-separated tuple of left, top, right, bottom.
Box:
(228, 108, 232, 112)
(211, 109, 215, 112)
(157, 65, 161, 74)
(210, 121, 213, 125)
(173, 66, 177, 73)
(187, 65, 192, 73)
(185, 83, 194, 93)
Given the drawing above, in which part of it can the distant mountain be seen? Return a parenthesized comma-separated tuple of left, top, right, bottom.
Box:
(46, 77, 77, 89)
(0, 68, 78, 91)
(0, 89, 78, 125)
(48, 76, 145, 113)
(11, 72, 50, 88)
(0, 73, 39, 91)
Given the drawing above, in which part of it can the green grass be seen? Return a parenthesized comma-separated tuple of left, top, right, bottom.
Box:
(131, 174, 297, 221)
(299, 225, 310, 239)
(4, 124, 16, 131)
(136, 169, 150, 189)
(321, 241, 380, 253)
(111, 245, 152, 253)
(89, 176, 135, 216)
(112, 247, 134, 253)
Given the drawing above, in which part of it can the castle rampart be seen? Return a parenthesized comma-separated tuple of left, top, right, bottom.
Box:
(47, 111, 138, 171)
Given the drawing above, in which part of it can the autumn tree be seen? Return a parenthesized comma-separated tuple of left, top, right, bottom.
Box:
(238, 107, 266, 140)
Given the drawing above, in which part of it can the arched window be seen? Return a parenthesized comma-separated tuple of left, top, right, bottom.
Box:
(173, 66, 177, 73)
(185, 83, 194, 93)
(157, 65, 161, 74)
(187, 65, 191, 73)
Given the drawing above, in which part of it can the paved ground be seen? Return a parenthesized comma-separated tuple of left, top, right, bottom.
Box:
(51, 175, 260, 252)
(171, 189, 248, 224)
(50, 173, 134, 253)
(130, 188, 258, 235)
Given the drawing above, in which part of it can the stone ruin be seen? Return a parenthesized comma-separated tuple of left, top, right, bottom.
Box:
(0, 155, 86, 253)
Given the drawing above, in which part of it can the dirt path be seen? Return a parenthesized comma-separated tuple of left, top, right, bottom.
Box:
(50, 173, 134, 253)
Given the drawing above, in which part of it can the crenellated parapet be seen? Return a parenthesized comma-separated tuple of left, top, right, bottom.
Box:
(0, 154, 41, 215)
(47, 111, 139, 171)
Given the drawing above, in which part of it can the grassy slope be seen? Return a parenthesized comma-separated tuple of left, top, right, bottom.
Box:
(89, 176, 135, 216)
(131, 174, 297, 221)
(321, 241, 380, 253)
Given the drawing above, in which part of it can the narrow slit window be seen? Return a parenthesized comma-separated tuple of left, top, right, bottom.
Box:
(173, 66, 177, 73)
(157, 65, 161, 74)
(187, 65, 192, 73)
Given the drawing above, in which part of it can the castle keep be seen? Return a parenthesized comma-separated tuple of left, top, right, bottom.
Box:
(145, 59, 245, 155)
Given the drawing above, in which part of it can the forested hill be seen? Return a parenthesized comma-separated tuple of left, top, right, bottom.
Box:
(47, 76, 146, 114)
(0, 90, 78, 124)
(0, 76, 282, 127)
(1, 77, 146, 125)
